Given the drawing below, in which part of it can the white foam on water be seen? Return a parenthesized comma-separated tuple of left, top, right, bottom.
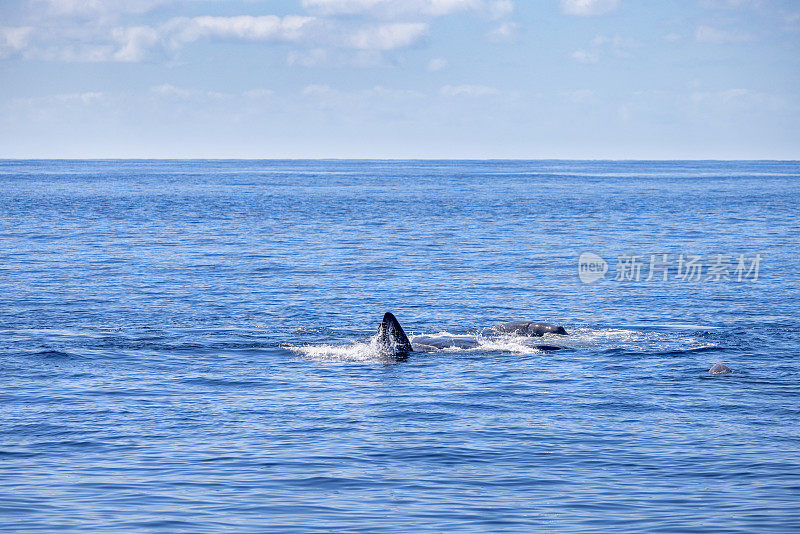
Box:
(559, 327, 719, 353)
(471, 334, 548, 355)
(284, 333, 398, 364)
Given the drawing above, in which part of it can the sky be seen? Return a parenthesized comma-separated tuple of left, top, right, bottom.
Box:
(1, 0, 798, 158)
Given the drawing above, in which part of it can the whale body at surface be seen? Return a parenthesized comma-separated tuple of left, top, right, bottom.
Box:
(709, 363, 732, 375)
(492, 321, 568, 337)
(373, 313, 567, 357)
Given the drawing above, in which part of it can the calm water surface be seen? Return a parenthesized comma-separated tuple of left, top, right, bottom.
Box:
(1, 160, 799, 532)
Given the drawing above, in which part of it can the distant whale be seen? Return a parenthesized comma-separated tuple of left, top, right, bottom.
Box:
(374, 313, 567, 357)
(709, 363, 732, 375)
(492, 321, 568, 336)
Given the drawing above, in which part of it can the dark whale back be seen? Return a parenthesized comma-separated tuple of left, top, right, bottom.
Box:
(376, 312, 413, 355)
(493, 321, 568, 337)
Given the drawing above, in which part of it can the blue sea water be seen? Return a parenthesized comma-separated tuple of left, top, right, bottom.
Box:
(1, 159, 799, 533)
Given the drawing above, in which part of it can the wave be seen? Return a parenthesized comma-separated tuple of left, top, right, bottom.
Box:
(29, 349, 84, 360)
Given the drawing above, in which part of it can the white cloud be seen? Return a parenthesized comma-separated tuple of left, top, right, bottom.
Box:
(571, 33, 635, 62)
(301, 0, 481, 18)
(695, 25, 753, 43)
(365, 85, 424, 98)
(166, 16, 316, 46)
(347, 22, 428, 50)
(243, 88, 274, 99)
(151, 84, 193, 98)
(488, 0, 514, 19)
(561, 0, 620, 16)
(423, 0, 482, 15)
(287, 48, 330, 67)
(5, 0, 512, 64)
(427, 57, 447, 71)
(664, 32, 681, 42)
(34, 0, 172, 16)
(111, 26, 159, 62)
(571, 49, 598, 63)
(592, 34, 634, 55)
(618, 103, 631, 121)
(302, 84, 335, 96)
(11, 90, 110, 109)
(699, 0, 763, 9)
(690, 88, 783, 110)
(488, 21, 518, 42)
(298, 83, 425, 103)
(56, 91, 107, 104)
(0, 27, 33, 59)
(151, 84, 229, 100)
(3, 15, 318, 62)
(286, 47, 386, 67)
(36, 43, 117, 62)
(440, 84, 499, 96)
(562, 89, 595, 103)
(302, 0, 380, 14)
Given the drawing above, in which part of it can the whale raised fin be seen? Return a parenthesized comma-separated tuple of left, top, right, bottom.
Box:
(376, 312, 413, 357)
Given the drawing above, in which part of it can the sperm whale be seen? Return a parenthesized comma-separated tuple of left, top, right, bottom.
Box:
(709, 363, 732, 375)
(492, 321, 568, 336)
(374, 313, 568, 357)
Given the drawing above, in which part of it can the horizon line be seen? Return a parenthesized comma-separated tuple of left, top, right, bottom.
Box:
(2, 157, 799, 162)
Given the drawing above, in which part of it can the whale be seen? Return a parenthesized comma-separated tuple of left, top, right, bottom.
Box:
(374, 313, 567, 357)
(709, 363, 732, 375)
(411, 334, 480, 350)
(492, 321, 568, 336)
(375, 312, 413, 358)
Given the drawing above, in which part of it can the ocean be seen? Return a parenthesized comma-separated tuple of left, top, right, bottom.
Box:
(1, 159, 798, 532)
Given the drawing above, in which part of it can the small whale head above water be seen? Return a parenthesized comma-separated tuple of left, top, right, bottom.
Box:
(492, 321, 568, 337)
(709, 363, 732, 375)
(375, 312, 413, 358)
